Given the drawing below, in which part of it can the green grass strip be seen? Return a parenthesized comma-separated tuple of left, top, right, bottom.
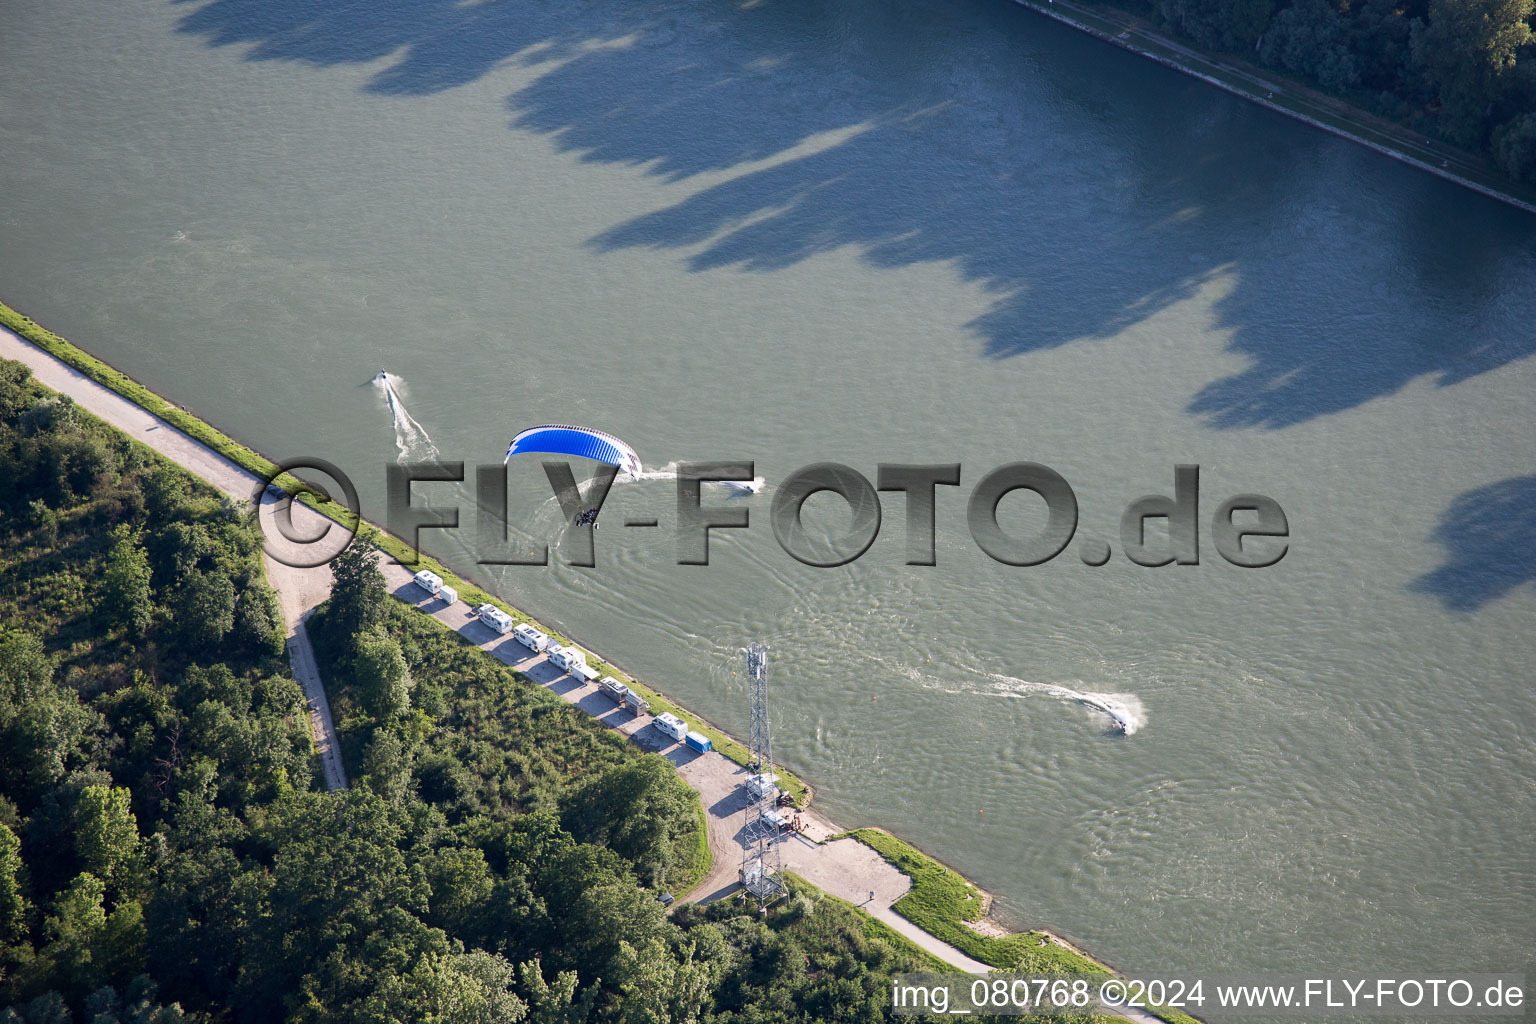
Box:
(845, 828, 1104, 972)
(845, 829, 1203, 1023)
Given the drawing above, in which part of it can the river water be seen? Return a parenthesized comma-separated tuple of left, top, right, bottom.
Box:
(3, 0, 1533, 997)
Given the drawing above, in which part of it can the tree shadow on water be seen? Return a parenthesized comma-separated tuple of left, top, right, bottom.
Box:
(174, 0, 1536, 430)
(1412, 476, 1536, 612)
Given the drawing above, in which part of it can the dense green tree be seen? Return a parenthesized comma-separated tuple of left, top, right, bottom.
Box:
(170, 570, 236, 650)
(516, 958, 595, 1024)
(360, 730, 415, 804)
(230, 585, 284, 660)
(562, 758, 697, 888)
(233, 790, 432, 1009)
(354, 630, 411, 718)
(0, 634, 95, 806)
(610, 935, 716, 1024)
(17, 399, 75, 440)
(0, 826, 25, 947)
(1493, 110, 1536, 177)
(1262, 0, 1360, 90)
(1155, 0, 1237, 47)
(100, 527, 153, 642)
(141, 466, 186, 523)
(82, 976, 196, 1024)
(147, 524, 210, 588)
(1412, 0, 1534, 144)
(361, 949, 527, 1024)
(533, 844, 671, 986)
(423, 847, 495, 936)
(2, 991, 72, 1024)
(74, 788, 137, 885)
(0, 364, 31, 423)
(38, 873, 107, 997)
(0, 824, 30, 993)
(329, 543, 387, 643)
(1231, 0, 1275, 45)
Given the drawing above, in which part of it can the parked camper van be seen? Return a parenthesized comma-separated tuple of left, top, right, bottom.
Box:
(549, 646, 600, 684)
(475, 604, 514, 635)
(413, 569, 443, 597)
(512, 623, 550, 652)
(624, 691, 650, 716)
(599, 677, 629, 703)
(437, 585, 457, 606)
(654, 712, 688, 742)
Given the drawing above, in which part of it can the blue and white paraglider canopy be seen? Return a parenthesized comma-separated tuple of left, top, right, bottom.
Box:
(503, 424, 643, 481)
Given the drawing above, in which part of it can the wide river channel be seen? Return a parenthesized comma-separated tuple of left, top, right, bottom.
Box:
(4, 0, 1534, 1000)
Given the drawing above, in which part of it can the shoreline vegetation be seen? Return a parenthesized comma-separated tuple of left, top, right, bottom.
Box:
(843, 830, 1202, 1024)
(1011, 0, 1536, 216)
(0, 302, 1198, 1022)
(0, 361, 973, 1021)
(0, 300, 810, 809)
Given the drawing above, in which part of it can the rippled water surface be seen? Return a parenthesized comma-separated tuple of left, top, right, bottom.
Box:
(3, 0, 1534, 992)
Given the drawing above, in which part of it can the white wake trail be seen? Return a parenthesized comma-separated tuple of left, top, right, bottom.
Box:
(983, 672, 1147, 734)
(896, 662, 1146, 734)
(375, 372, 440, 463)
(633, 461, 679, 482)
(631, 462, 764, 493)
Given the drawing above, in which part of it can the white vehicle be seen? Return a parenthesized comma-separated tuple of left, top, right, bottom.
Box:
(413, 569, 443, 596)
(599, 676, 630, 703)
(654, 712, 688, 742)
(475, 604, 514, 635)
(745, 773, 780, 801)
(437, 585, 457, 606)
(512, 622, 550, 652)
(549, 645, 600, 684)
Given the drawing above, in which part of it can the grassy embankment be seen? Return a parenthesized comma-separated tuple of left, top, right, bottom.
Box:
(846, 829, 1203, 1024)
(0, 299, 809, 807)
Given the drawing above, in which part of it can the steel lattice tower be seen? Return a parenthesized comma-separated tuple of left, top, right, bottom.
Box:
(740, 643, 783, 902)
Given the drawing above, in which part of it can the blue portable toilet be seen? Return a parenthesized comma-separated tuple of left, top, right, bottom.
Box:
(684, 731, 712, 753)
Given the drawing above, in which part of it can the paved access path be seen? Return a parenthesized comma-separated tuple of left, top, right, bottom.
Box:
(0, 327, 1003, 976)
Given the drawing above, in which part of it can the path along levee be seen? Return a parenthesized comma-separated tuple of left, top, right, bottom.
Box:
(0, 326, 1002, 976)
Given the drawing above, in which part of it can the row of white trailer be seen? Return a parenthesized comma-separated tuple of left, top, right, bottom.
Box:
(411, 569, 458, 606)
(470, 603, 687, 725)
(414, 572, 711, 751)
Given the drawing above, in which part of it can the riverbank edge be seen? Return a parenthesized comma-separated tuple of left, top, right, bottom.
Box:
(0, 299, 809, 807)
(843, 829, 1202, 1024)
(0, 348, 982, 989)
(0, 299, 1164, 1008)
(1009, 0, 1536, 217)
